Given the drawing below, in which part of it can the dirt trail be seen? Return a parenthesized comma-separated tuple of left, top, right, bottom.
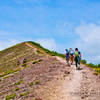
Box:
(25, 42, 37, 54)
(56, 57, 82, 100)
(37, 57, 100, 100)
(23, 43, 100, 100)
(25, 42, 50, 57)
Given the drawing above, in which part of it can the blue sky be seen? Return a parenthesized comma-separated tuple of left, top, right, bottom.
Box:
(0, 0, 100, 64)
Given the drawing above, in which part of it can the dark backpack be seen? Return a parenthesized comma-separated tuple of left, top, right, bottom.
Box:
(66, 50, 69, 56)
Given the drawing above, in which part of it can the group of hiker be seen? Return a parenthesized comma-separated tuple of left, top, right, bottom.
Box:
(64, 48, 81, 69)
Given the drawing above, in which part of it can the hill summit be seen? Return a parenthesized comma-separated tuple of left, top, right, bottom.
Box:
(0, 41, 66, 100)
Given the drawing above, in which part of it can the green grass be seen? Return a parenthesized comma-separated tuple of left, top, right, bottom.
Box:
(14, 87, 20, 91)
(23, 59, 27, 63)
(13, 67, 22, 72)
(24, 66, 29, 69)
(3, 75, 10, 79)
(81, 59, 87, 64)
(52, 62, 55, 64)
(29, 82, 33, 86)
(27, 41, 65, 58)
(35, 80, 40, 84)
(38, 59, 43, 62)
(32, 61, 38, 64)
(32, 59, 43, 65)
(36, 50, 43, 54)
(0, 69, 13, 77)
(0, 67, 21, 77)
(14, 72, 18, 75)
(94, 72, 98, 75)
(20, 91, 30, 97)
(93, 68, 100, 75)
(5, 93, 16, 100)
(22, 63, 26, 67)
(15, 80, 23, 85)
(63, 75, 66, 77)
(0, 42, 36, 73)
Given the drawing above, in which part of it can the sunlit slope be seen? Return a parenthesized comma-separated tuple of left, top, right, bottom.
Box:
(0, 42, 47, 73)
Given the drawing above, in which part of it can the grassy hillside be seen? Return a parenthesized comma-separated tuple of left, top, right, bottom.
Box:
(0, 41, 66, 100)
(26, 41, 65, 58)
(1, 41, 100, 76)
(0, 41, 65, 74)
(0, 42, 46, 73)
(81, 59, 100, 75)
(0, 41, 100, 100)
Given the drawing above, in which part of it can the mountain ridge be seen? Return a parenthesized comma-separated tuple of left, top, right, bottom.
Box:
(0, 41, 52, 73)
(0, 41, 67, 100)
(1, 41, 100, 100)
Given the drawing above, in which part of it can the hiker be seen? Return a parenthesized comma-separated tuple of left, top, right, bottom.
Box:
(64, 49, 70, 65)
(74, 48, 81, 69)
(69, 48, 74, 65)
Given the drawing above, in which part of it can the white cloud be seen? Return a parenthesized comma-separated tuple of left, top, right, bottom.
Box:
(75, 22, 100, 64)
(0, 39, 20, 51)
(35, 38, 57, 51)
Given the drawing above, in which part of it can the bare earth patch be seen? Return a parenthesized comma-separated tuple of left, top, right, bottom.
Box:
(35, 57, 100, 100)
(0, 44, 100, 100)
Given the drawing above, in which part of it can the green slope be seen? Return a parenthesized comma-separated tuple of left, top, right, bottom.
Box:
(0, 42, 44, 73)
(0, 41, 65, 74)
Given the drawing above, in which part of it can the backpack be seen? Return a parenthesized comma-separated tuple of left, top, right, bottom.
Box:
(70, 50, 74, 55)
(66, 50, 69, 56)
(75, 51, 79, 57)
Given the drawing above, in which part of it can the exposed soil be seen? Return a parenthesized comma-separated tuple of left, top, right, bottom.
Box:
(37, 57, 100, 100)
(0, 42, 100, 100)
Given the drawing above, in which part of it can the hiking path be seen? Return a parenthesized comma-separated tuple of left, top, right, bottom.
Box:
(38, 57, 100, 100)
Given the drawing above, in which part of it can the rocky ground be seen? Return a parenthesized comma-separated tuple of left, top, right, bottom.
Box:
(0, 43, 100, 100)
(0, 56, 70, 100)
(38, 57, 100, 100)
(0, 56, 100, 100)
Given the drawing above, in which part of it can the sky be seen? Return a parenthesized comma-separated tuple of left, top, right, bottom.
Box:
(0, 0, 100, 64)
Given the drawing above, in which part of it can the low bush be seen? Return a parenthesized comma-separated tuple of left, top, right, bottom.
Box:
(35, 80, 40, 84)
(36, 50, 43, 54)
(52, 62, 55, 64)
(13, 67, 21, 72)
(20, 91, 30, 97)
(5, 93, 16, 100)
(15, 80, 23, 85)
(94, 68, 100, 74)
(29, 82, 33, 86)
(38, 59, 43, 62)
(23, 59, 27, 63)
(81, 59, 87, 64)
(86, 63, 98, 68)
(0, 68, 21, 77)
(14, 87, 20, 91)
(32, 61, 38, 64)
(85, 63, 100, 74)
(3, 76, 10, 79)
(22, 63, 26, 67)
(27, 41, 65, 58)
